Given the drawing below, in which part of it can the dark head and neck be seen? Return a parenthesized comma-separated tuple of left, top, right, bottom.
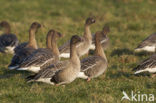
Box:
(28, 22, 41, 49)
(70, 35, 83, 63)
(84, 17, 95, 39)
(95, 31, 107, 62)
(0, 21, 11, 34)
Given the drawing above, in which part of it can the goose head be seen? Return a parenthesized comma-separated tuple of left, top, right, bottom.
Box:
(70, 35, 83, 47)
(102, 25, 110, 35)
(85, 17, 96, 25)
(30, 22, 41, 33)
(49, 29, 63, 40)
(0, 21, 11, 33)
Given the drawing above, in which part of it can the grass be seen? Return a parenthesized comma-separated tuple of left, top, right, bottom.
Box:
(0, 0, 156, 103)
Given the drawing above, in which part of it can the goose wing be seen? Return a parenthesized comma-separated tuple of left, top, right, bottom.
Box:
(9, 47, 36, 68)
(59, 40, 70, 53)
(92, 33, 109, 44)
(27, 60, 69, 80)
(19, 48, 54, 68)
(81, 56, 103, 72)
(14, 42, 28, 54)
(136, 33, 156, 48)
(133, 54, 156, 72)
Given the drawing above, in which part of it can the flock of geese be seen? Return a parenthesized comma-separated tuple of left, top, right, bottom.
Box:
(0, 17, 155, 85)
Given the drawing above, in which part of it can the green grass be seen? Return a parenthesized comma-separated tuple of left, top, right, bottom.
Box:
(0, 0, 156, 103)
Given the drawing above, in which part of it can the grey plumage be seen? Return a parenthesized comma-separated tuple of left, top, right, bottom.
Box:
(18, 48, 58, 72)
(80, 56, 107, 78)
(26, 35, 82, 85)
(135, 33, 156, 52)
(78, 31, 108, 80)
(17, 29, 62, 73)
(90, 25, 110, 50)
(8, 22, 41, 70)
(0, 21, 19, 54)
(133, 54, 156, 74)
(59, 17, 95, 58)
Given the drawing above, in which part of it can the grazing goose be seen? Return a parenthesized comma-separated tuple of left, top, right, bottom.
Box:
(90, 25, 110, 50)
(0, 21, 19, 54)
(8, 22, 41, 70)
(135, 33, 156, 52)
(26, 35, 83, 85)
(78, 31, 108, 81)
(14, 22, 41, 54)
(132, 54, 156, 77)
(17, 29, 62, 73)
(59, 17, 95, 58)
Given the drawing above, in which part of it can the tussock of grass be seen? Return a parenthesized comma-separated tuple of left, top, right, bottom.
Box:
(0, 0, 156, 103)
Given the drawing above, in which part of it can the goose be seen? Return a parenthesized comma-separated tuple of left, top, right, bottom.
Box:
(132, 54, 156, 77)
(26, 35, 83, 85)
(14, 22, 41, 54)
(0, 21, 19, 54)
(17, 29, 62, 73)
(8, 22, 41, 70)
(77, 30, 108, 81)
(90, 25, 110, 50)
(135, 33, 156, 52)
(59, 17, 95, 58)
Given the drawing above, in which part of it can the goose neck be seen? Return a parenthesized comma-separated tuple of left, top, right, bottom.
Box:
(95, 34, 107, 62)
(84, 24, 92, 40)
(28, 29, 37, 49)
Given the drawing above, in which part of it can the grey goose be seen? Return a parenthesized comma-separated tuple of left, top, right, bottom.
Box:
(78, 30, 108, 81)
(59, 17, 95, 58)
(26, 35, 83, 85)
(8, 22, 41, 70)
(90, 25, 110, 50)
(133, 54, 156, 77)
(14, 22, 41, 54)
(135, 33, 156, 52)
(17, 29, 62, 73)
(0, 21, 19, 54)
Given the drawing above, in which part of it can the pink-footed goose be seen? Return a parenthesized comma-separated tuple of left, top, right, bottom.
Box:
(133, 53, 156, 77)
(26, 35, 83, 85)
(8, 22, 41, 70)
(14, 22, 41, 54)
(59, 17, 95, 58)
(135, 33, 156, 52)
(90, 25, 110, 50)
(17, 29, 62, 73)
(78, 30, 108, 81)
(0, 21, 19, 54)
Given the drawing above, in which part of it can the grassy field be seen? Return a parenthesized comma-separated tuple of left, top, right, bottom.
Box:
(0, 0, 156, 103)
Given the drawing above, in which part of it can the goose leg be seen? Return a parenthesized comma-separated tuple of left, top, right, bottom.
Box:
(151, 74, 156, 78)
(87, 78, 91, 82)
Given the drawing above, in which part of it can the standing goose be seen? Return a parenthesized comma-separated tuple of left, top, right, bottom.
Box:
(0, 21, 19, 54)
(26, 35, 83, 85)
(8, 22, 41, 70)
(90, 25, 110, 50)
(17, 29, 62, 73)
(59, 17, 95, 58)
(78, 31, 108, 81)
(132, 54, 156, 77)
(135, 33, 156, 52)
(14, 22, 41, 54)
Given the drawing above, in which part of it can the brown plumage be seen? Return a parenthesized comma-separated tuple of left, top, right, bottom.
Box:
(26, 35, 83, 85)
(8, 22, 41, 70)
(59, 17, 95, 58)
(78, 30, 108, 81)
(17, 29, 62, 73)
